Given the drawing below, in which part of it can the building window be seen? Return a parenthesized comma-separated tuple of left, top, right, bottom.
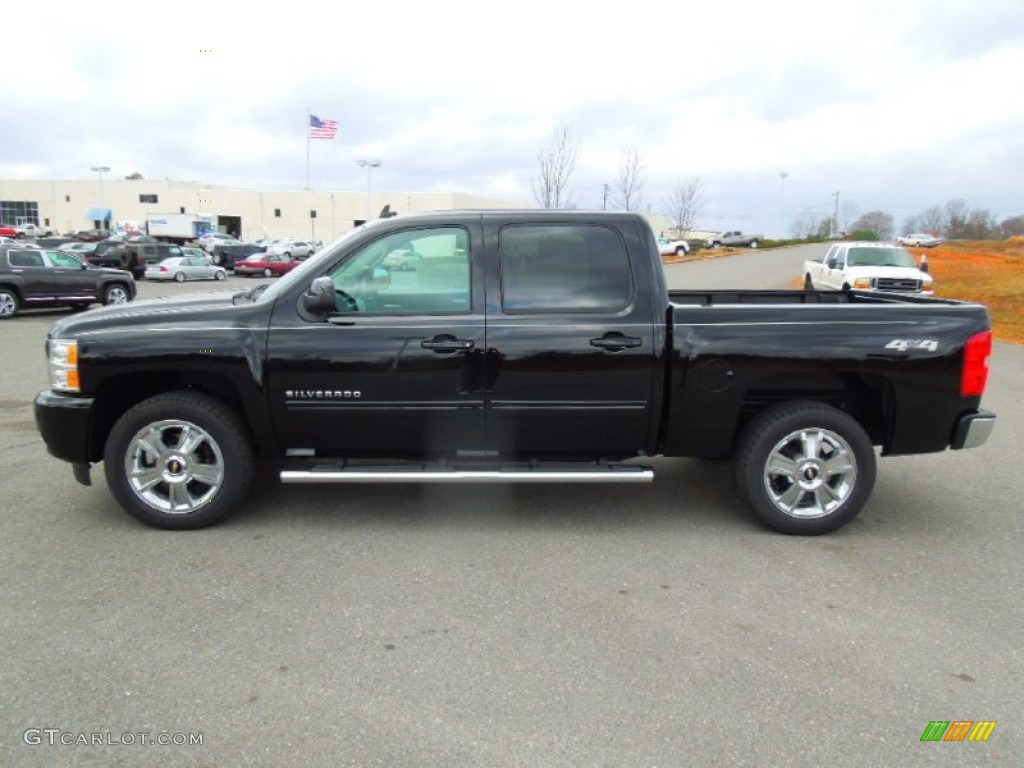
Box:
(274, 208, 281, 218)
(65, 195, 71, 203)
(310, 210, 317, 219)
(179, 207, 186, 214)
(139, 194, 159, 204)
(1, 200, 40, 226)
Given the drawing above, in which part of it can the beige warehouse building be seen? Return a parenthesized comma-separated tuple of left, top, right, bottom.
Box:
(0, 178, 536, 242)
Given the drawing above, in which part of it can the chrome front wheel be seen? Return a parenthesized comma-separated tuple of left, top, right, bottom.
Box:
(123, 419, 226, 514)
(105, 391, 254, 529)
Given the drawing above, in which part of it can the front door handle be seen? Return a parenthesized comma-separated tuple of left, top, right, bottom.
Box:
(590, 334, 643, 351)
(421, 335, 475, 352)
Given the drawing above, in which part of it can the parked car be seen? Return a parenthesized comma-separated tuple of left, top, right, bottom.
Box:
(13, 222, 56, 238)
(209, 242, 264, 269)
(656, 237, 691, 256)
(180, 246, 211, 262)
(706, 231, 764, 248)
(381, 246, 422, 271)
(199, 233, 240, 252)
(897, 233, 943, 248)
(89, 241, 186, 279)
(0, 245, 135, 318)
(57, 242, 99, 256)
(266, 239, 315, 259)
(144, 256, 227, 282)
(803, 242, 934, 295)
(72, 229, 112, 242)
(232, 252, 303, 277)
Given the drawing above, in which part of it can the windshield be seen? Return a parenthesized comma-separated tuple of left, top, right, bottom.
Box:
(847, 247, 917, 268)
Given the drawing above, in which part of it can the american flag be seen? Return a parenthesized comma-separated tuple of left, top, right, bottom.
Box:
(309, 114, 338, 140)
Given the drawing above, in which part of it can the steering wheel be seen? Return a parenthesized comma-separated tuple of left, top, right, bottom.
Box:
(334, 289, 360, 313)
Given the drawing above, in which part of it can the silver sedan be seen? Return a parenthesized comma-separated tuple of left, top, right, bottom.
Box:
(144, 256, 227, 282)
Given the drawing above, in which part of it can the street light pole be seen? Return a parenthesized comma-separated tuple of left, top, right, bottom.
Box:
(357, 159, 381, 222)
(90, 165, 111, 229)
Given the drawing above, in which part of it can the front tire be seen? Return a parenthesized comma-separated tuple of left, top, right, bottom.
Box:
(103, 391, 255, 529)
(0, 288, 20, 318)
(734, 401, 876, 535)
(214, 270, 226, 280)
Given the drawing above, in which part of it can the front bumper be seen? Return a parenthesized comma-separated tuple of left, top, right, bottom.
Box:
(950, 409, 997, 450)
(34, 390, 96, 465)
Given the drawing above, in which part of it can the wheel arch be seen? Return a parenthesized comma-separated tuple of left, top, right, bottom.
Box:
(732, 371, 893, 454)
(87, 371, 272, 462)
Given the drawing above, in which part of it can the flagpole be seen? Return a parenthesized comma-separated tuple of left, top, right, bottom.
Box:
(305, 108, 311, 191)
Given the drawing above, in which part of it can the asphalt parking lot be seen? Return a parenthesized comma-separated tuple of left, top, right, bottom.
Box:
(1, 264, 1021, 766)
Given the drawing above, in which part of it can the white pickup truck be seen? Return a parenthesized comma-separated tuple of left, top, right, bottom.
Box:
(803, 242, 934, 295)
(13, 222, 55, 238)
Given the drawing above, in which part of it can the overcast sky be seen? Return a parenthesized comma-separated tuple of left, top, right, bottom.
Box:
(3, 0, 1021, 236)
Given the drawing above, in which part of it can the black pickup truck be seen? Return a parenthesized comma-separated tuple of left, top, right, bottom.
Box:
(33, 211, 996, 534)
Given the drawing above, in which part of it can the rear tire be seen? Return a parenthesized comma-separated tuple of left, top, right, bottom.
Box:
(749, 240, 759, 248)
(174, 272, 185, 283)
(263, 267, 273, 277)
(804, 275, 813, 290)
(734, 401, 876, 535)
(103, 284, 131, 305)
(103, 391, 255, 529)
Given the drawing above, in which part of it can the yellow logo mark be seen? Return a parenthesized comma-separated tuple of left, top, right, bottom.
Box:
(969, 721, 997, 742)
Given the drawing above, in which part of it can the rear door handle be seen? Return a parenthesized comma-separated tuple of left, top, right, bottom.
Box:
(590, 335, 643, 351)
(421, 335, 475, 352)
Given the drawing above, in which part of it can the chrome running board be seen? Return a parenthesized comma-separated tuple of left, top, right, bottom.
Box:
(280, 463, 654, 484)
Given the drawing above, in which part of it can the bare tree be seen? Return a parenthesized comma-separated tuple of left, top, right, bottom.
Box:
(944, 199, 969, 238)
(919, 205, 945, 234)
(612, 146, 645, 212)
(851, 210, 894, 240)
(790, 209, 831, 239)
(662, 176, 706, 237)
(1000, 214, 1024, 237)
(531, 126, 579, 210)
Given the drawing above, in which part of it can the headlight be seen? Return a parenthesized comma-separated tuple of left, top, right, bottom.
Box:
(48, 339, 80, 392)
(853, 277, 874, 289)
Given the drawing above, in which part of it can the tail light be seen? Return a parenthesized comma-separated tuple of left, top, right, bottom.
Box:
(961, 330, 992, 397)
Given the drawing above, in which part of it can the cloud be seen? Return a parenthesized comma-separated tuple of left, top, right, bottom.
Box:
(2, 0, 1021, 236)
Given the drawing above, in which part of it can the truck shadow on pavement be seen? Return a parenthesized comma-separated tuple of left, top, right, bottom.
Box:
(232, 457, 755, 533)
